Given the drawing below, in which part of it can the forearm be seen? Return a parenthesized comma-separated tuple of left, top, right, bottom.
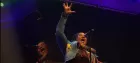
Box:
(56, 12, 68, 33)
(55, 12, 69, 55)
(56, 12, 69, 43)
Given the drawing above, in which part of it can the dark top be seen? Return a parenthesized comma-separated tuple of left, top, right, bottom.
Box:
(66, 49, 90, 63)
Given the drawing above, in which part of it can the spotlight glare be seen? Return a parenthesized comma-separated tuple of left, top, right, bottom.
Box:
(1, 2, 4, 7)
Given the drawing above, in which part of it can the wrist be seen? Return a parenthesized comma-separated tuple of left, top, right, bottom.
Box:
(62, 12, 69, 18)
(64, 12, 69, 15)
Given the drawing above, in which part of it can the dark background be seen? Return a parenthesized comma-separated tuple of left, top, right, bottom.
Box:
(15, 0, 140, 63)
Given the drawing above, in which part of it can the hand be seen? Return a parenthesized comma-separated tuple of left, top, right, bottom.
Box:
(63, 2, 75, 14)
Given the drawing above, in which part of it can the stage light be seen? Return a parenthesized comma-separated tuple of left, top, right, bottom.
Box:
(1, 2, 4, 7)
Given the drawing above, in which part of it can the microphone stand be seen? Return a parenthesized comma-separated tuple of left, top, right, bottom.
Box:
(89, 47, 92, 63)
(89, 4, 99, 63)
(89, 31, 97, 63)
(87, 29, 93, 63)
(85, 29, 95, 63)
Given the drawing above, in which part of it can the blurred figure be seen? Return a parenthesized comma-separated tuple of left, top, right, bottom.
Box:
(36, 41, 53, 63)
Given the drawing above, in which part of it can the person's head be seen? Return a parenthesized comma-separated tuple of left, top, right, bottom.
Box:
(37, 41, 48, 56)
(75, 32, 88, 45)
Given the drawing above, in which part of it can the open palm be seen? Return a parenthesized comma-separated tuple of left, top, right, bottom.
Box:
(63, 2, 75, 14)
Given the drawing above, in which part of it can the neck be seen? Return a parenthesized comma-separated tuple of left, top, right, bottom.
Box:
(77, 43, 86, 50)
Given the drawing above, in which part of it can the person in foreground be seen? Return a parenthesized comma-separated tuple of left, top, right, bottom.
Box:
(36, 41, 53, 63)
(55, 2, 103, 63)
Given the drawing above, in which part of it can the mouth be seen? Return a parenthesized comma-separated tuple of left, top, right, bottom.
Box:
(80, 39, 85, 42)
(40, 47, 45, 52)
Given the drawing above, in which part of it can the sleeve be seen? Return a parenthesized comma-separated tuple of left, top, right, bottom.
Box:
(55, 12, 70, 56)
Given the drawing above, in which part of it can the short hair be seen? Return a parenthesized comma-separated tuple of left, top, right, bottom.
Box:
(36, 40, 45, 44)
(37, 40, 48, 49)
(71, 32, 88, 41)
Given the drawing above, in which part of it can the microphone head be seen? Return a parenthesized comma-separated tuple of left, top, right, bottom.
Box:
(25, 44, 38, 48)
(37, 18, 41, 20)
(33, 45, 38, 47)
(85, 29, 94, 35)
(91, 29, 94, 31)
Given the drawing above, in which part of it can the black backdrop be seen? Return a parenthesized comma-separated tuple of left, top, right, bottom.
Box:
(16, 0, 140, 63)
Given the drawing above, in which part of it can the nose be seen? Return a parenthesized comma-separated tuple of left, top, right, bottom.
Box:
(82, 36, 86, 38)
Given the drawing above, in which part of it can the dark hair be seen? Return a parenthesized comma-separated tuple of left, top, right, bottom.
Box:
(37, 40, 48, 48)
(35, 40, 45, 45)
(71, 32, 88, 41)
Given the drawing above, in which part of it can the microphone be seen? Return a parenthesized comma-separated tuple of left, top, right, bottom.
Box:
(85, 29, 94, 35)
(25, 44, 38, 47)
(37, 17, 42, 20)
(33, 45, 38, 47)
